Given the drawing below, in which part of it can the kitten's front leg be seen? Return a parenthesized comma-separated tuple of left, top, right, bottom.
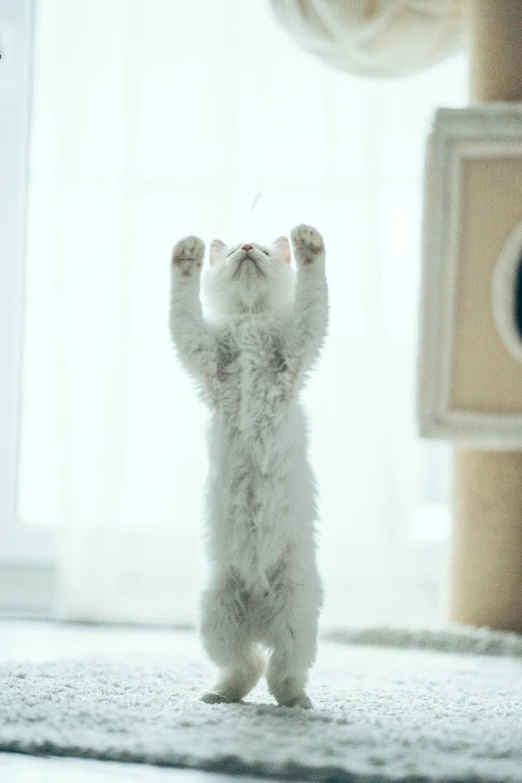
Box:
(169, 236, 217, 390)
(285, 224, 328, 381)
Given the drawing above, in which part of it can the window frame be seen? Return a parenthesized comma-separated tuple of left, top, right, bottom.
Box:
(0, 0, 55, 610)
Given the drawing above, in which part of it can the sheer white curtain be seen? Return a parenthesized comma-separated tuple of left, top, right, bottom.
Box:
(19, 0, 467, 627)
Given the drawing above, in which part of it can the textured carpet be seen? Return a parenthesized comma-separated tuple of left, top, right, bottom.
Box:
(1, 627, 522, 782)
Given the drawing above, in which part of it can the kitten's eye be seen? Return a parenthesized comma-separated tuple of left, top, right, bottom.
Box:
(263, 250, 270, 256)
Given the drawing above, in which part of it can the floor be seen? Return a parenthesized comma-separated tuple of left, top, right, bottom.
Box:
(0, 619, 280, 783)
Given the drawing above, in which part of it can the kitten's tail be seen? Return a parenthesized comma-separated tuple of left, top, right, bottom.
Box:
(244, 643, 267, 689)
(252, 644, 267, 679)
(216, 644, 266, 701)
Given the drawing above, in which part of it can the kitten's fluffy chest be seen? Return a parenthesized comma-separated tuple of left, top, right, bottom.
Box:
(216, 317, 289, 430)
(208, 318, 299, 591)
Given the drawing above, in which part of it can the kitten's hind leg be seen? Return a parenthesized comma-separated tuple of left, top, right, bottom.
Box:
(200, 576, 265, 704)
(200, 644, 265, 704)
(265, 578, 321, 709)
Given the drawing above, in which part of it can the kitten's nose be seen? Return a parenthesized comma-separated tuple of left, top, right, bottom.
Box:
(242, 244, 253, 251)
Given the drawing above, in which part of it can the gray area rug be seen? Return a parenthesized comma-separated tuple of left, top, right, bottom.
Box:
(1, 626, 522, 782)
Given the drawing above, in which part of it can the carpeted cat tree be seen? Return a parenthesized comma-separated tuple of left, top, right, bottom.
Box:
(272, 0, 522, 633)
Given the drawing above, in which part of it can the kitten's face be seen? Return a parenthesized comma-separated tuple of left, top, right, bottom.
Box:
(203, 237, 294, 319)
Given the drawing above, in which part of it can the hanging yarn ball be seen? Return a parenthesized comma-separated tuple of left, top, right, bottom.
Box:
(270, 0, 464, 77)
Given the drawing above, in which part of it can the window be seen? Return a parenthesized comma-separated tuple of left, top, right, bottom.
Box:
(5, 0, 466, 626)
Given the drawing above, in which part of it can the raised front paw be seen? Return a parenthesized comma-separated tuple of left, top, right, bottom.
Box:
(291, 224, 325, 267)
(171, 235, 205, 278)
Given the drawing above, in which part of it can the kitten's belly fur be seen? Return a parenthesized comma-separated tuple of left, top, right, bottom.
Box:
(205, 331, 317, 596)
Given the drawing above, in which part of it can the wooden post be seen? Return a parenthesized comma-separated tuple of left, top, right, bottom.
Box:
(451, 0, 522, 633)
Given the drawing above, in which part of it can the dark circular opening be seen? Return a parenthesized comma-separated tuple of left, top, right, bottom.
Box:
(515, 252, 522, 340)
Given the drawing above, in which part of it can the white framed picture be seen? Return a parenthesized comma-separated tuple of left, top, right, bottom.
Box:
(418, 104, 522, 448)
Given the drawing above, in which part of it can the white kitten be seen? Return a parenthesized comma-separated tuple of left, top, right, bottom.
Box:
(169, 225, 328, 708)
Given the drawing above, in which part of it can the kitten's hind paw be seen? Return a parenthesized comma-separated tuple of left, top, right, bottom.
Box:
(279, 692, 313, 709)
(291, 224, 324, 267)
(171, 235, 205, 278)
(200, 690, 229, 705)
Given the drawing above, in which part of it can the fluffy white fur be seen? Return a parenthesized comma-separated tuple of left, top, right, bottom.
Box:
(169, 225, 328, 708)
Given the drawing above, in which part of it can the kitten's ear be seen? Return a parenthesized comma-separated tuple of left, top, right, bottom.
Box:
(209, 239, 227, 266)
(271, 236, 291, 264)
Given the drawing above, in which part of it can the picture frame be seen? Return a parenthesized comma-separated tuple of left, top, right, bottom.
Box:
(418, 104, 522, 447)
